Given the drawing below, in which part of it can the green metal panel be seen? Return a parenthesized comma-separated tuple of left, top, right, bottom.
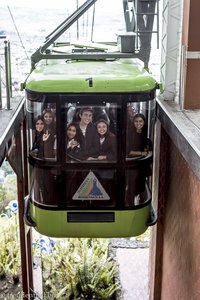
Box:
(30, 202, 151, 238)
(25, 59, 157, 93)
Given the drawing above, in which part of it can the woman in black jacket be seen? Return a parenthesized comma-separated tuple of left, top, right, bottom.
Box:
(66, 122, 82, 161)
(95, 119, 116, 161)
(127, 113, 151, 158)
(126, 113, 152, 206)
(31, 115, 45, 158)
(42, 109, 56, 158)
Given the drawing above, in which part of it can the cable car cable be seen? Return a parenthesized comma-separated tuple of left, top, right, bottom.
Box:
(91, 3, 95, 41)
(7, 6, 29, 60)
(76, 0, 79, 40)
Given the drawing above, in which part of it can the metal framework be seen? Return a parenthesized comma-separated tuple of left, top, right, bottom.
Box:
(31, 0, 159, 69)
(160, 0, 183, 102)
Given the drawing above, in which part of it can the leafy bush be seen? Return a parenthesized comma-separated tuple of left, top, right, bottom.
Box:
(0, 175, 17, 209)
(0, 215, 119, 299)
(0, 216, 20, 282)
(41, 238, 119, 299)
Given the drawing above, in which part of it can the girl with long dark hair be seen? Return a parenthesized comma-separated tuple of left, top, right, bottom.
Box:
(95, 119, 116, 161)
(127, 113, 151, 157)
(66, 122, 82, 160)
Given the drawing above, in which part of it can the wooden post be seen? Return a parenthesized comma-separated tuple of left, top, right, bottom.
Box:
(182, 0, 200, 109)
(9, 118, 34, 299)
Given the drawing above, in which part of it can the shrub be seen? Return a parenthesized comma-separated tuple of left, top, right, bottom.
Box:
(0, 216, 20, 282)
(41, 238, 119, 299)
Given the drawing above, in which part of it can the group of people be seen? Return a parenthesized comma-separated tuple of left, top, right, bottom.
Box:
(31, 104, 151, 163)
(31, 106, 116, 162)
(31, 108, 56, 159)
(66, 106, 116, 161)
(30, 104, 153, 207)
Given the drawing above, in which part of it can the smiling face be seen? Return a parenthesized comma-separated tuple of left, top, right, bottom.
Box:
(35, 119, 44, 132)
(133, 117, 145, 131)
(67, 125, 77, 139)
(43, 112, 53, 125)
(79, 111, 93, 126)
(97, 121, 108, 136)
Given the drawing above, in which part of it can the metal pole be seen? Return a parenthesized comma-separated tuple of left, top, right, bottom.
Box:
(0, 35, 7, 109)
(8, 40, 12, 98)
(4, 39, 11, 110)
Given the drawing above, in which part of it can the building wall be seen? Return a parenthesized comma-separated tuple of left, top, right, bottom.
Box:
(151, 126, 200, 299)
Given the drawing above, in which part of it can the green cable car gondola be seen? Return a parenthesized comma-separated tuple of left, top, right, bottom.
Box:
(24, 0, 158, 237)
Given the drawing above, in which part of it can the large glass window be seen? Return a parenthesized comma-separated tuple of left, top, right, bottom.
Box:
(30, 166, 59, 207)
(65, 103, 118, 162)
(27, 94, 57, 161)
(125, 100, 155, 207)
(65, 169, 116, 208)
(27, 92, 155, 209)
(126, 101, 155, 160)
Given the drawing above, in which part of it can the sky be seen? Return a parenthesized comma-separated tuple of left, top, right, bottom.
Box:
(1, 0, 123, 11)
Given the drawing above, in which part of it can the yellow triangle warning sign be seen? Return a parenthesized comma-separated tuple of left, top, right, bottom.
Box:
(72, 171, 110, 200)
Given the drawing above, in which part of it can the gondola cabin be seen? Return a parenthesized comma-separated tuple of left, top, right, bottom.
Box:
(23, 0, 158, 237)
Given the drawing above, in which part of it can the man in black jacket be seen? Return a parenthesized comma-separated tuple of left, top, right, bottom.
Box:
(78, 107, 100, 160)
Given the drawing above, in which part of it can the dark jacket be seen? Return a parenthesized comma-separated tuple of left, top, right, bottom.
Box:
(98, 134, 116, 161)
(66, 138, 82, 161)
(78, 122, 100, 159)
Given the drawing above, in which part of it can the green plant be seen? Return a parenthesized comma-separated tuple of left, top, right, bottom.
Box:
(42, 238, 119, 299)
(1, 161, 14, 176)
(0, 184, 6, 205)
(3, 175, 17, 202)
(0, 215, 20, 281)
(8, 241, 21, 284)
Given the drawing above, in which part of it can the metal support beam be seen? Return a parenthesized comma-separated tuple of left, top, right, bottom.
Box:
(31, 0, 98, 68)
(160, 0, 183, 102)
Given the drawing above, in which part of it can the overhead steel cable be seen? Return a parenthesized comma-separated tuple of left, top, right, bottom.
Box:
(7, 6, 29, 60)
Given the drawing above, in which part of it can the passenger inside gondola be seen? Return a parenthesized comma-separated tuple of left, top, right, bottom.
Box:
(77, 107, 100, 160)
(127, 113, 149, 158)
(42, 109, 56, 159)
(66, 122, 82, 161)
(31, 116, 45, 158)
(94, 119, 116, 161)
(126, 111, 152, 206)
(29, 106, 58, 205)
